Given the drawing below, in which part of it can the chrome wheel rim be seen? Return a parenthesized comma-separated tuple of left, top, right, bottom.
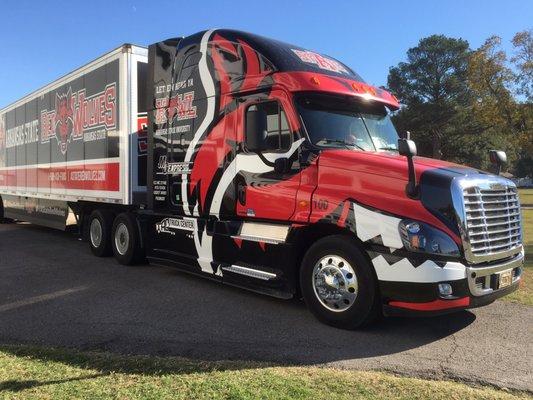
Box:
(90, 218, 103, 248)
(114, 223, 130, 256)
(312, 255, 358, 312)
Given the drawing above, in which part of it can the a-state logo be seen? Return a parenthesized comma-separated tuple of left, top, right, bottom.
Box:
(40, 83, 117, 154)
(154, 91, 197, 125)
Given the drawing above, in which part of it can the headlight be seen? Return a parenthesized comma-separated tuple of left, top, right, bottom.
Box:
(399, 220, 460, 257)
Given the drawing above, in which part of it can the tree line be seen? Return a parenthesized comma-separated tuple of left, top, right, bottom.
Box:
(387, 30, 532, 177)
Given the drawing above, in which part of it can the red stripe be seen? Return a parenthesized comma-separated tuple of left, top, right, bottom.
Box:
(0, 162, 119, 192)
(389, 297, 470, 311)
(337, 201, 350, 228)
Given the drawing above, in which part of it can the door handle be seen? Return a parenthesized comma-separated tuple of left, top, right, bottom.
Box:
(238, 183, 246, 205)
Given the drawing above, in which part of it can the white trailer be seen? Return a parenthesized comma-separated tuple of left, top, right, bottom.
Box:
(0, 44, 148, 229)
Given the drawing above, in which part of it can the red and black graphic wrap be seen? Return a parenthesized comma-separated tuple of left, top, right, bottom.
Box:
(141, 29, 520, 311)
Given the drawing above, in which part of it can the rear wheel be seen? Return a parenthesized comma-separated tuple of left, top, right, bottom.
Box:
(0, 196, 10, 223)
(88, 209, 114, 257)
(111, 212, 144, 265)
(300, 235, 381, 329)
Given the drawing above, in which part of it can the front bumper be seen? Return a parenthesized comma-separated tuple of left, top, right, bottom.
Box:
(380, 251, 524, 317)
(466, 251, 523, 296)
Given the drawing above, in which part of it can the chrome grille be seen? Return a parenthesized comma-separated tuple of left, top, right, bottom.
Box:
(463, 185, 522, 261)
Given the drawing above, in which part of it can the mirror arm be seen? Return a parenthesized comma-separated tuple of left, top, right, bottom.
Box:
(405, 155, 419, 199)
(398, 138, 419, 199)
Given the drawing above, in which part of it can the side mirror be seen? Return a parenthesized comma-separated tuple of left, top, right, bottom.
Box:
(398, 138, 419, 198)
(398, 138, 417, 157)
(489, 150, 507, 175)
(246, 109, 268, 153)
(274, 157, 290, 174)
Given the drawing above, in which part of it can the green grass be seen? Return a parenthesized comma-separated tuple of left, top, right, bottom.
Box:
(0, 345, 530, 400)
(504, 206, 533, 305)
(519, 189, 533, 206)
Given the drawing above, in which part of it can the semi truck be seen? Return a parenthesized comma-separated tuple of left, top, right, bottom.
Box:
(0, 29, 524, 329)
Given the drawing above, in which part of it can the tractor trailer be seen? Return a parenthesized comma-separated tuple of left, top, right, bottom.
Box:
(0, 30, 524, 329)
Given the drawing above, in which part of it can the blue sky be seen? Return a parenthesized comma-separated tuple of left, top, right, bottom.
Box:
(1, 0, 531, 107)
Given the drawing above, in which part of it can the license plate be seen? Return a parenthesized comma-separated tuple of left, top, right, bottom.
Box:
(499, 269, 513, 289)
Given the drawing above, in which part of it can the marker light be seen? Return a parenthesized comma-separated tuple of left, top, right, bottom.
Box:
(351, 82, 363, 92)
(366, 86, 376, 96)
(310, 76, 320, 85)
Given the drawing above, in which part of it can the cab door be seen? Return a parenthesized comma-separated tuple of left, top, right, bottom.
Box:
(234, 94, 302, 221)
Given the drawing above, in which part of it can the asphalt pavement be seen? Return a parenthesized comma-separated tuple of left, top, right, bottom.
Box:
(0, 222, 531, 391)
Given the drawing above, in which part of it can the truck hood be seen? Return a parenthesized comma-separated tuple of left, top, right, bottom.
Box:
(317, 149, 479, 180)
(314, 149, 489, 242)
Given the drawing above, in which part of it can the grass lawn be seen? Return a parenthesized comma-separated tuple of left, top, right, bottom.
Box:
(504, 196, 532, 305)
(519, 188, 533, 206)
(0, 345, 530, 400)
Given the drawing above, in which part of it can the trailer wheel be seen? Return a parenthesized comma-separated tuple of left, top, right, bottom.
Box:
(88, 209, 114, 257)
(111, 213, 144, 265)
(0, 196, 10, 223)
(299, 235, 380, 329)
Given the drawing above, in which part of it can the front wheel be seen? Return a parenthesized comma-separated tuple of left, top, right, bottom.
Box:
(111, 213, 144, 265)
(300, 235, 381, 329)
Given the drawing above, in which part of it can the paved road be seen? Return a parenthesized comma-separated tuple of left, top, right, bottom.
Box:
(0, 223, 531, 391)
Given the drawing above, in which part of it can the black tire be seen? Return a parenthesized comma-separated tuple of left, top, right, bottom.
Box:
(300, 235, 381, 330)
(87, 209, 114, 257)
(0, 196, 9, 223)
(111, 212, 144, 265)
(0, 197, 13, 224)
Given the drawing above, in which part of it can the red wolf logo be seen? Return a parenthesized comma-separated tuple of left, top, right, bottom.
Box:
(55, 89, 74, 155)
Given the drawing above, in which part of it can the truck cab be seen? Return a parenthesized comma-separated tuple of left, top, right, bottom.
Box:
(137, 29, 523, 329)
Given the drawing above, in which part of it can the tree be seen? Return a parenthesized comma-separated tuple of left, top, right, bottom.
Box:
(511, 30, 533, 175)
(467, 36, 516, 134)
(511, 29, 533, 101)
(466, 36, 521, 170)
(387, 35, 471, 159)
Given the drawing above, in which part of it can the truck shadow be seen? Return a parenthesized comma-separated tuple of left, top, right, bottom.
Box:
(0, 222, 477, 367)
(150, 270, 477, 364)
(0, 374, 106, 393)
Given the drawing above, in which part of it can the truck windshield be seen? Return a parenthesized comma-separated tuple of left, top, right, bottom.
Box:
(296, 94, 399, 151)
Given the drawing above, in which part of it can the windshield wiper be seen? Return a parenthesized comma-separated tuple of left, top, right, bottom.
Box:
(378, 146, 398, 151)
(318, 138, 366, 151)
